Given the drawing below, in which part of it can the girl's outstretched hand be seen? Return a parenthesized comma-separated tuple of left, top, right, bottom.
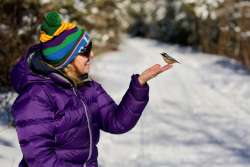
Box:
(138, 64, 173, 85)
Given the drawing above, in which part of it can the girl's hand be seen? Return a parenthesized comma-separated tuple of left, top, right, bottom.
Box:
(138, 64, 173, 85)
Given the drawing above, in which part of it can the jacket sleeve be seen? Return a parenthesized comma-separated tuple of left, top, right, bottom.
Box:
(95, 74, 149, 134)
(11, 85, 82, 167)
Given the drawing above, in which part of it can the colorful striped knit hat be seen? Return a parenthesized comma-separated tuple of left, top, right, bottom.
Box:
(39, 11, 91, 70)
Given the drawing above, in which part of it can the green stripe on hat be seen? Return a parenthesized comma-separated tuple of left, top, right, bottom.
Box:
(43, 28, 83, 56)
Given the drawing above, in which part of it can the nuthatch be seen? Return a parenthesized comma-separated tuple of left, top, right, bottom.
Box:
(161, 52, 180, 64)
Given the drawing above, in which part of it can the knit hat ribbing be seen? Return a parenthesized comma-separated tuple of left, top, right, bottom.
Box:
(39, 11, 91, 70)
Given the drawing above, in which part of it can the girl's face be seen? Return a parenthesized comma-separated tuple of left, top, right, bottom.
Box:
(71, 51, 94, 76)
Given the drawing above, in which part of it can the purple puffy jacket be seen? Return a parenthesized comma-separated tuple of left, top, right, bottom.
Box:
(10, 44, 150, 167)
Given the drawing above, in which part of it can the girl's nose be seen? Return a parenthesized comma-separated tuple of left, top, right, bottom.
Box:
(90, 51, 94, 58)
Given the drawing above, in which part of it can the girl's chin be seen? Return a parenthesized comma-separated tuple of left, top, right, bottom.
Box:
(82, 69, 89, 74)
(81, 66, 90, 73)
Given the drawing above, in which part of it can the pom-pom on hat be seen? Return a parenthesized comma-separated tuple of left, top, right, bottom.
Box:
(39, 11, 91, 70)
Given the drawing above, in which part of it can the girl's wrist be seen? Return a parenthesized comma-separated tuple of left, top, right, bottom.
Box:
(138, 76, 145, 86)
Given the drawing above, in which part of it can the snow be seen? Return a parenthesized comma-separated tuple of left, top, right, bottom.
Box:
(241, 31, 250, 38)
(1, 37, 250, 167)
(186, 0, 224, 20)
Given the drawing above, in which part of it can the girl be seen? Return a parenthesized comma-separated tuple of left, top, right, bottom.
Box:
(10, 11, 173, 167)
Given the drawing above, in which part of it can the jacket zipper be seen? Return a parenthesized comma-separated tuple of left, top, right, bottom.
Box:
(72, 87, 93, 167)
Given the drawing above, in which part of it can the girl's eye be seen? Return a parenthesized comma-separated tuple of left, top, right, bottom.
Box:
(79, 53, 90, 58)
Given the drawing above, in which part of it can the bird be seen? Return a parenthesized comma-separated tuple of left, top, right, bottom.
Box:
(160, 52, 180, 64)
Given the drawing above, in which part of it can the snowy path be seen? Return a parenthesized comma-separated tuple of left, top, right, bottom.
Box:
(91, 38, 250, 167)
(1, 37, 250, 167)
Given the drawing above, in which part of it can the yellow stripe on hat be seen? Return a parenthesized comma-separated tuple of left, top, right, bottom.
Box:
(40, 22, 76, 42)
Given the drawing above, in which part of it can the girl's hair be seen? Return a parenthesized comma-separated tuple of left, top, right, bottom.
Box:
(60, 63, 81, 85)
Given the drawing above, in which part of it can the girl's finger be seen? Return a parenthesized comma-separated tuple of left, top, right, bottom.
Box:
(148, 64, 161, 70)
(145, 64, 161, 74)
(160, 64, 173, 72)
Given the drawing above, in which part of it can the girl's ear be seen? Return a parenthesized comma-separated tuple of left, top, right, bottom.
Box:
(70, 57, 78, 68)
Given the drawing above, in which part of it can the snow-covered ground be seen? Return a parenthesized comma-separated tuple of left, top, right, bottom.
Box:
(1, 37, 250, 167)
